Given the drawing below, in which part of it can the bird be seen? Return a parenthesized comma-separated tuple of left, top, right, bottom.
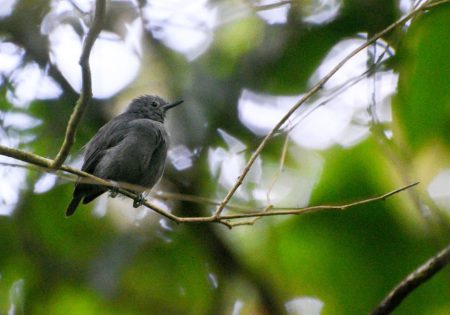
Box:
(65, 95, 183, 216)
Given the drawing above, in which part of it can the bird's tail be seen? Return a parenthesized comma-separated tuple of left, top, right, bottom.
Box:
(66, 196, 82, 217)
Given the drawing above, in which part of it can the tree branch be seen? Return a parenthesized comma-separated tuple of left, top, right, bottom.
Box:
(0, 144, 416, 228)
(0, 144, 180, 221)
(423, 0, 450, 10)
(51, 0, 106, 169)
(371, 244, 450, 315)
(213, 0, 434, 218)
(218, 182, 419, 221)
(1, 0, 446, 227)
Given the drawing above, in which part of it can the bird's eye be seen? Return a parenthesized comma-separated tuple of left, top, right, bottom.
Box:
(151, 101, 158, 107)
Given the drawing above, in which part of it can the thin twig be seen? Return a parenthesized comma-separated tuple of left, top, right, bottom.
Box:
(228, 205, 274, 227)
(213, 0, 433, 218)
(0, 144, 417, 226)
(0, 145, 179, 221)
(424, 0, 450, 10)
(366, 22, 427, 219)
(0, 148, 252, 212)
(370, 244, 450, 315)
(218, 182, 419, 220)
(154, 191, 254, 212)
(253, 0, 292, 11)
(51, 0, 106, 169)
(266, 133, 290, 205)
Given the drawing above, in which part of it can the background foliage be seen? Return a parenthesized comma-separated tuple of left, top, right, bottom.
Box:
(1, 0, 450, 314)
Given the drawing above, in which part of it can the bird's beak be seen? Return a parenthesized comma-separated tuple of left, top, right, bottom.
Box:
(163, 100, 183, 111)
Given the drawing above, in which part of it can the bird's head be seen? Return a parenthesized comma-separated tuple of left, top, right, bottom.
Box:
(126, 95, 183, 123)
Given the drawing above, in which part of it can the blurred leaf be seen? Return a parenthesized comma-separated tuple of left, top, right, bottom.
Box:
(120, 228, 215, 315)
(394, 5, 450, 151)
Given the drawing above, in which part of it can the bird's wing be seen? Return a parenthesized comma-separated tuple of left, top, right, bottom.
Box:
(82, 117, 166, 182)
(82, 115, 132, 174)
(71, 115, 134, 205)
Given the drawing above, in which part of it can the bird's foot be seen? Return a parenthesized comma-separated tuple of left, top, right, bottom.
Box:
(109, 183, 119, 198)
(133, 193, 146, 208)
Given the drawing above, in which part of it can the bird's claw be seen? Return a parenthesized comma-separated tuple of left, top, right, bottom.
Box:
(109, 184, 119, 198)
(133, 194, 146, 208)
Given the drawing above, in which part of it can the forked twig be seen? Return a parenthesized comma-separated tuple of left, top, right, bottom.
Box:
(213, 0, 434, 218)
(0, 144, 417, 227)
(51, 0, 106, 168)
(218, 182, 419, 221)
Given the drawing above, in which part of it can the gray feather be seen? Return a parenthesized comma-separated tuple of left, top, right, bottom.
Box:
(66, 95, 180, 216)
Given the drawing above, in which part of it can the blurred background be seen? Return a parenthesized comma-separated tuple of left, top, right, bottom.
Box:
(1, 0, 450, 314)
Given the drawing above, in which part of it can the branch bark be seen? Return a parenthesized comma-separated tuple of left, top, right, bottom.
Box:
(0, 144, 417, 228)
(371, 244, 450, 315)
(51, 0, 106, 169)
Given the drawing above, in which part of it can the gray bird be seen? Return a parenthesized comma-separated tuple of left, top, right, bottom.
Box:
(66, 95, 182, 216)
